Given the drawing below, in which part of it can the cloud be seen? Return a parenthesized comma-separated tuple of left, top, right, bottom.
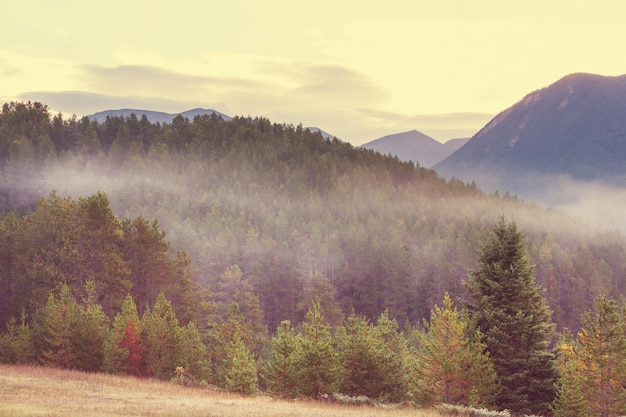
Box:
(0, 58, 21, 77)
(80, 64, 267, 100)
(260, 62, 387, 107)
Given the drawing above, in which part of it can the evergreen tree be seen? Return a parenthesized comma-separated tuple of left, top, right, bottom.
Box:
(0, 311, 35, 364)
(551, 333, 589, 417)
(73, 281, 110, 372)
(295, 298, 341, 399)
(576, 296, 626, 416)
(177, 321, 211, 384)
(36, 284, 81, 368)
(298, 272, 344, 328)
(141, 293, 181, 379)
(223, 331, 258, 395)
(410, 293, 499, 408)
(102, 295, 145, 375)
(464, 217, 557, 415)
(369, 310, 409, 402)
(334, 312, 375, 397)
(207, 303, 257, 387)
(264, 320, 301, 399)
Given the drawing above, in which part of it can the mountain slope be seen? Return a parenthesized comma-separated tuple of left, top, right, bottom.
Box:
(361, 130, 467, 168)
(434, 73, 626, 193)
(88, 108, 231, 123)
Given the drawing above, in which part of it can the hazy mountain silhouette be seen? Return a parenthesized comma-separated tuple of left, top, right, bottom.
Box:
(361, 130, 468, 168)
(434, 73, 626, 198)
(88, 108, 231, 123)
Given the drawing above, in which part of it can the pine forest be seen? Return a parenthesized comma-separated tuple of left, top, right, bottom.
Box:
(2, 101, 626, 416)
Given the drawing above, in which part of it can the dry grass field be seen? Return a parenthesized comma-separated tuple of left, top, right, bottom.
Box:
(0, 364, 442, 417)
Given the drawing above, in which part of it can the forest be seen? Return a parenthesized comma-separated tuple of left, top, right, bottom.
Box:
(1, 101, 626, 415)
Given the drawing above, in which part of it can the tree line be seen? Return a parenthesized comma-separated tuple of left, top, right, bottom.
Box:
(4, 101, 626, 414)
(1, 101, 624, 336)
(1, 216, 624, 416)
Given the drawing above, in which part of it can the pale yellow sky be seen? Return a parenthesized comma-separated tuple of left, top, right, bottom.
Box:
(2, 0, 625, 144)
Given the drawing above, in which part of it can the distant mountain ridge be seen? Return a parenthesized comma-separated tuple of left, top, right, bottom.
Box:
(361, 130, 469, 168)
(434, 73, 626, 195)
(87, 108, 232, 123)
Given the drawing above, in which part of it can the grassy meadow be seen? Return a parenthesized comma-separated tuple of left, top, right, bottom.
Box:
(0, 364, 442, 417)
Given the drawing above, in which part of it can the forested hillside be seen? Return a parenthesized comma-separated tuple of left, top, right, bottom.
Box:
(1, 101, 625, 335)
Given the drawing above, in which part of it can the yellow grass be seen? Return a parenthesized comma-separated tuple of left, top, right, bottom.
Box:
(0, 364, 442, 417)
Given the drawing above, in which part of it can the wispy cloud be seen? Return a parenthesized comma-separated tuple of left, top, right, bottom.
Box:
(0, 58, 21, 77)
(81, 64, 267, 99)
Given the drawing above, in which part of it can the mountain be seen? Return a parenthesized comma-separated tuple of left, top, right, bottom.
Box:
(434, 73, 626, 195)
(87, 108, 231, 123)
(305, 127, 340, 141)
(361, 130, 468, 168)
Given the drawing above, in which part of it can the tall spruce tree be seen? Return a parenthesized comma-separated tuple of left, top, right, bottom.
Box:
(464, 217, 557, 415)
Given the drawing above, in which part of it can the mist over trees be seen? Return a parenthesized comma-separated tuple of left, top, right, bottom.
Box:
(1, 101, 625, 335)
(2, 101, 626, 412)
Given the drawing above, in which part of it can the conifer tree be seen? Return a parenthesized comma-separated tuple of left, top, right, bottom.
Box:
(370, 310, 409, 402)
(264, 320, 301, 399)
(464, 217, 557, 415)
(576, 296, 626, 416)
(141, 293, 182, 379)
(207, 302, 257, 387)
(551, 333, 589, 417)
(334, 312, 375, 397)
(296, 298, 341, 399)
(223, 332, 258, 395)
(0, 311, 35, 364)
(411, 293, 499, 408)
(36, 284, 81, 368)
(177, 321, 211, 384)
(103, 294, 145, 375)
(73, 281, 110, 372)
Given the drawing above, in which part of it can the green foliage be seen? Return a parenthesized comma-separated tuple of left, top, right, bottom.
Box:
(141, 293, 182, 379)
(335, 310, 407, 402)
(207, 303, 260, 388)
(294, 298, 341, 399)
(464, 217, 557, 415)
(298, 272, 344, 328)
(223, 332, 258, 395)
(334, 313, 374, 397)
(264, 320, 301, 398)
(4, 102, 626, 413)
(35, 284, 82, 368)
(0, 191, 202, 330)
(368, 311, 409, 402)
(0, 311, 35, 364)
(410, 293, 498, 408)
(176, 321, 211, 383)
(73, 281, 110, 372)
(575, 296, 626, 416)
(1, 102, 625, 338)
(102, 295, 145, 375)
(551, 342, 588, 417)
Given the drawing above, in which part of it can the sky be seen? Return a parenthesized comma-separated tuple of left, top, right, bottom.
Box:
(2, 1, 626, 145)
